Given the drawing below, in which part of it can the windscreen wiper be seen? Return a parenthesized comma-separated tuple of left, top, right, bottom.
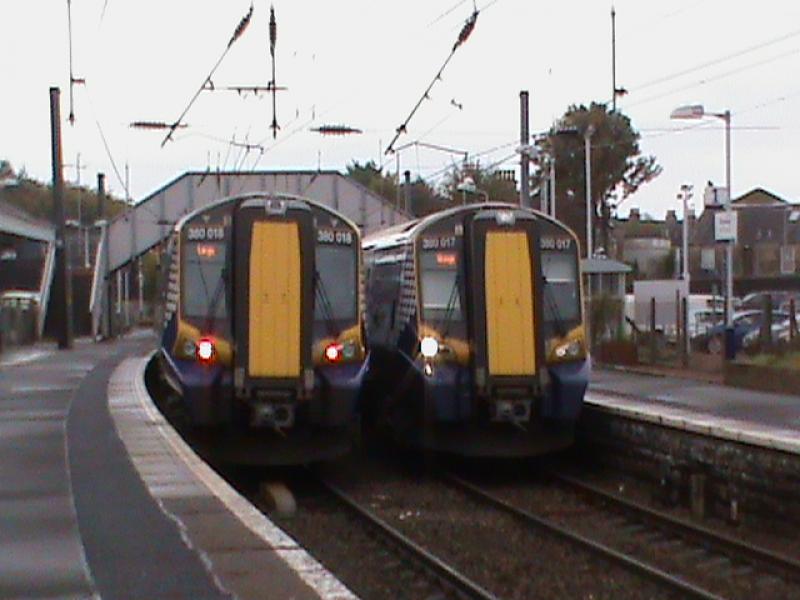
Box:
(314, 269, 341, 337)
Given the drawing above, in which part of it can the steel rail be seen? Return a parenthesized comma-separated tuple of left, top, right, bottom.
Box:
(444, 474, 725, 600)
(553, 472, 800, 583)
(318, 478, 499, 600)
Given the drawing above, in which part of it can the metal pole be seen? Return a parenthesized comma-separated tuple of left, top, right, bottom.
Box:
(403, 170, 412, 214)
(584, 127, 594, 258)
(611, 6, 617, 112)
(550, 157, 556, 219)
(519, 90, 530, 208)
(50, 87, 73, 349)
(724, 111, 733, 329)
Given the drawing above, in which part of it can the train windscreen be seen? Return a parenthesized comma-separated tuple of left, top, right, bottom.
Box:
(315, 245, 357, 321)
(182, 241, 227, 321)
(541, 249, 580, 335)
(420, 251, 462, 321)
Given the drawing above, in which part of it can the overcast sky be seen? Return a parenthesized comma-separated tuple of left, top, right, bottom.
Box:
(2, 0, 800, 218)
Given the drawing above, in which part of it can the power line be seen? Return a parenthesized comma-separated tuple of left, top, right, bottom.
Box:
(628, 27, 800, 94)
(385, 8, 480, 154)
(161, 4, 254, 147)
(625, 47, 800, 109)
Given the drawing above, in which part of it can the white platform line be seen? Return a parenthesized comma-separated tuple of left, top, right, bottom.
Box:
(108, 355, 358, 600)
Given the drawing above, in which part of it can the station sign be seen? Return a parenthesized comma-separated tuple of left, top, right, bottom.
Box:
(714, 211, 737, 242)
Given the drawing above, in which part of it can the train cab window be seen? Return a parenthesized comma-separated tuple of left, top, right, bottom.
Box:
(420, 251, 462, 322)
(182, 241, 227, 321)
(315, 245, 357, 321)
(541, 250, 580, 333)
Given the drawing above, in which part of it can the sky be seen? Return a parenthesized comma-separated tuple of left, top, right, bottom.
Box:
(2, 0, 800, 219)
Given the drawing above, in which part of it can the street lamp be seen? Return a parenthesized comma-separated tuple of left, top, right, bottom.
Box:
(670, 104, 733, 333)
(584, 126, 595, 258)
(678, 184, 693, 283)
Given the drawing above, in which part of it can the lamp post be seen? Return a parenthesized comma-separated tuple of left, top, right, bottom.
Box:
(584, 125, 595, 259)
(671, 104, 733, 332)
(678, 184, 693, 283)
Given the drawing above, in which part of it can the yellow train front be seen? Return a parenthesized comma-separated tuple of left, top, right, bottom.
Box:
(361, 203, 588, 457)
(157, 193, 365, 464)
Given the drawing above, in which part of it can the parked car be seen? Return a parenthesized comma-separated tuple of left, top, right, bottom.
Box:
(742, 314, 800, 348)
(692, 309, 790, 355)
(739, 291, 800, 313)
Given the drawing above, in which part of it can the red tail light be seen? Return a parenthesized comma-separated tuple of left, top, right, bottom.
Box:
(196, 337, 216, 364)
(324, 343, 343, 363)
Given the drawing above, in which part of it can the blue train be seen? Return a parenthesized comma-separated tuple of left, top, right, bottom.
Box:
(156, 193, 365, 464)
(360, 203, 589, 457)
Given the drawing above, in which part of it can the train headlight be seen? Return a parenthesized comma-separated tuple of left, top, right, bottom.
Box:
(554, 340, 582, 359)
(324, 342, 343, 363)
(420, 336, 439, 358)
(196, 337, 216, 363)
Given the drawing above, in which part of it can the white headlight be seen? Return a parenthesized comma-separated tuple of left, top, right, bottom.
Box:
(420, 336, 439, 358)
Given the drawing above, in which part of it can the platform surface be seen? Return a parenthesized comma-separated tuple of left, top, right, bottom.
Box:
(0, 332, 354, 600)
(588, 366, 800, 454)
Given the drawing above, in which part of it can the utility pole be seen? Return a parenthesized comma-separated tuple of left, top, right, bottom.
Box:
(519, 90, 531, 208)
(50, 87, 73, 349)
(403, 170, 412, 215)
(98, 172, 111, 339)
(584, 126, 595, 258)
(611, 6, 617, 112)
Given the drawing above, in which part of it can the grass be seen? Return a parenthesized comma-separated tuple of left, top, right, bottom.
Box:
(745, 351, 800, 370)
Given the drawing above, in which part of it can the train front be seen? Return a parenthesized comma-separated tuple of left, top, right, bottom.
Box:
(163, 194, 364, 464)
(413, 205, 588, 456)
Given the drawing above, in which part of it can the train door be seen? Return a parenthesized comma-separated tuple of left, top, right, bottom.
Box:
(467, 209, 544, 395)
(233, 199, 315, 401)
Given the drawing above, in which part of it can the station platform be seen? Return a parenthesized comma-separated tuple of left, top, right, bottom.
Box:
(0, 331, 354, 600)
(587, 366, 800, 455)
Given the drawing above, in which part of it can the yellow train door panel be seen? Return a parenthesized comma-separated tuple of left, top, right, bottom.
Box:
(248, 221, 301, 378)
(484, 231, 536, 376)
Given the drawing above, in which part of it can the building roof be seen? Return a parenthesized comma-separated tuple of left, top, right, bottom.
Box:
(582, 257, 632, 274)
(732, 187, 787, 207)
(0, 198, 54, 243)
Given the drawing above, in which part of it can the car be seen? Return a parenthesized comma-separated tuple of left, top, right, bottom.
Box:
(692, 309, 789, 355)
(742, 314, 800, 348)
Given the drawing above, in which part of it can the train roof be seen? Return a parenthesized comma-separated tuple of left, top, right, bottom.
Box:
(172, 192, 360, 234)
(362, 202, 574, 251)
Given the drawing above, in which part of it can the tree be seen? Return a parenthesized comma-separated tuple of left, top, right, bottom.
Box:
(441, 162, 518, 206)
(533, 103, 661, 257)
(346, 160, 447, 217)
(346, 160, 398, 206)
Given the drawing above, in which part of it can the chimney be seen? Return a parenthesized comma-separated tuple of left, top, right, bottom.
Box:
(630, 208, 641, 223)
(666, 210, 677, 225)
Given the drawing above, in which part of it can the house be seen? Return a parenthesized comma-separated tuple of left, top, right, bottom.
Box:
(690, 188, 800, 294)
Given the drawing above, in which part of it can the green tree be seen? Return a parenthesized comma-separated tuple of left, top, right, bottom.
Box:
(441, 162, 518, 205)
(346, 160, 447, 217)
(346, 160, 398, 205)
(533, 103, 661, 256)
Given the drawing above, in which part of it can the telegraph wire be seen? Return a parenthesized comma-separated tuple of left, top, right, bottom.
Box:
(161, 3, 254, 147)
(628, 27, 800, 95)
(625, 46, 800, 109)
(385, 8, 480, 154)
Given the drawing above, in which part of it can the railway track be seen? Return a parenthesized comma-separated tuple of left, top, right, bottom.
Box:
(307, 476, 498, 600)
(445, 473, 800, 600)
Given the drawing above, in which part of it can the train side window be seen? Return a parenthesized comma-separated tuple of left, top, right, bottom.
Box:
(541, 250, 580, 336)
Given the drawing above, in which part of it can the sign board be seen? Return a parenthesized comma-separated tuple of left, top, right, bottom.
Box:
(781, 247, 796, 275)
(704, 185, 730, 207)
(714, 211, 738, 242)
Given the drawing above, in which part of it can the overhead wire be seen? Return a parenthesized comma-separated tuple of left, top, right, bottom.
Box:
(628, 27, 800, 95)
(161, 3, 254, 146)
(385, 8, 480, 154)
